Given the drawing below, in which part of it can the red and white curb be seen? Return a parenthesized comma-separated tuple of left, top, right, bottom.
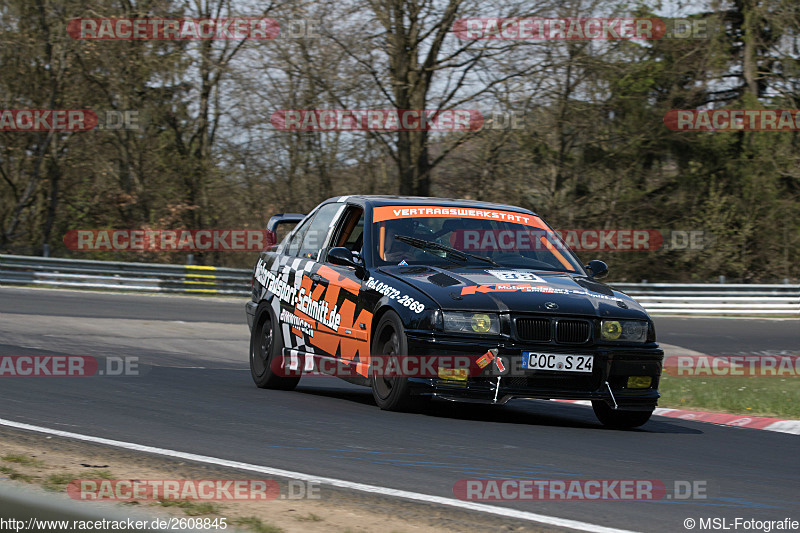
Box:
(554, 400, 800, 435)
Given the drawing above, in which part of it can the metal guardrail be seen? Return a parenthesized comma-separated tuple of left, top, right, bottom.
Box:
(1, 255, 798, 315)
(0, 254, 252, 296)
(612, 283, 800, 315)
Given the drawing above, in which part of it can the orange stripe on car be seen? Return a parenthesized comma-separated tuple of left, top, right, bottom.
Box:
(317, 265, 361, 293)
(539, 235, 575, 271)
(310, 330, 341, 355)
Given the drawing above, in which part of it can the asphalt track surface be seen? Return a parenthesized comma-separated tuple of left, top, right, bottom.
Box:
(0, 286, 798, 532)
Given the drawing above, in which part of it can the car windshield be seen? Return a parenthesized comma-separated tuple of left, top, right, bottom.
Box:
(372, 205, 582, 272)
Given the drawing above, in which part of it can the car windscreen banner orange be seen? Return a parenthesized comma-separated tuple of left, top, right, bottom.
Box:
(372, 205, 548, 229)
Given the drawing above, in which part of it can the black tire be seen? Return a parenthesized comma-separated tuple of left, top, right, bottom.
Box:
(370, 312, 420, 411)
(592, 400, 654, 428)
(250, 306, 300, 390)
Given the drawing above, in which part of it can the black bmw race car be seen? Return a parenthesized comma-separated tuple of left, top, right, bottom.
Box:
(246, 196, 663, 428)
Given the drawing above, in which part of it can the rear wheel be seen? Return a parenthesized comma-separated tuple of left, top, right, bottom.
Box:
(592, 400, 653, 428)
(370, 312, 421, 411)
(250, 307, 299, 390)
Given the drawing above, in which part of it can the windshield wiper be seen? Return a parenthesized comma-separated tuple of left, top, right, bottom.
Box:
(395, 235, 501, 266)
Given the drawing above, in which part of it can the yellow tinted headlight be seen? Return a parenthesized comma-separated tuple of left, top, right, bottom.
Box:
(601, 320, 622, 339)
(442, 312, 500, 335)
(471, 314, 492, 333)
(601, 320, 649, 343)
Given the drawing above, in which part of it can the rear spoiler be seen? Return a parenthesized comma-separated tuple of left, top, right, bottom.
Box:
(266, 213, 306, 234)
(264, 213, 306, 250)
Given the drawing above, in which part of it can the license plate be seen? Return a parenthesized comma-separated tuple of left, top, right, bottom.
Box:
(522, 353, 593, 373)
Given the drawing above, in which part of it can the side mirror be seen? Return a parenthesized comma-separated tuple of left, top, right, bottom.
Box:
(585, 260, 609, 279)
(327, 247, 367, 279)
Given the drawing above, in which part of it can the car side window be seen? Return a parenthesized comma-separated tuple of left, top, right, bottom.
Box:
(286, 215, 314, 257)
(296, 203, 342, 259)
(331, 206, 364, 255)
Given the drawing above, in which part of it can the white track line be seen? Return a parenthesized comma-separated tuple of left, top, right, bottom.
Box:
(0, 418, 636, 533)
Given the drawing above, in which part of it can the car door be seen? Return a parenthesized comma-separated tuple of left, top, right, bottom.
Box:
(275, 203, 342, 372)
(314, 205, 373, 379)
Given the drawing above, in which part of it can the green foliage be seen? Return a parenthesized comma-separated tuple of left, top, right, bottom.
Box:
(0, 0, 798, 280)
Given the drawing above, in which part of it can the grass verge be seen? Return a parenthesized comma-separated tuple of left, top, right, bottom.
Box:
(157, 500, 221, 516)
(2, 454, 45, 467)
(659, 375, 800, 418)
(233, 516, 284, 533)
(293, 513, 323, 522)
(0, 465, 34, 482)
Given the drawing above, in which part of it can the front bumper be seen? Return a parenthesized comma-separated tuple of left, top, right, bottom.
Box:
(405, 332, 663, 410)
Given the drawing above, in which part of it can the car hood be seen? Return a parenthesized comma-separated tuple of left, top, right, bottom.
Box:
(379, 265, 649, 319)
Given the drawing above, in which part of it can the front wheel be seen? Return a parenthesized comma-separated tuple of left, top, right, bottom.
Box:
(592, 401, 654, 428)
(250, 307, 299, 390)
(370, 312, 420, 411)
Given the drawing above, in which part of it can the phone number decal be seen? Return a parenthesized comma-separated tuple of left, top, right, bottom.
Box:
(366, 277, 425, 313)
